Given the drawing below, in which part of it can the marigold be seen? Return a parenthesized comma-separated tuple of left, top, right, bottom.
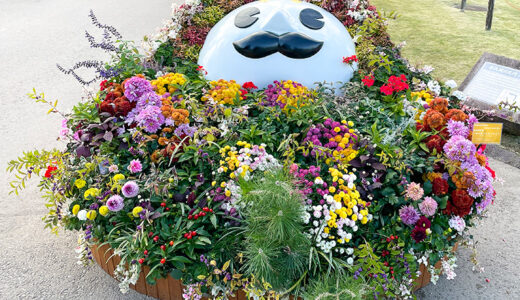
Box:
(423, 109, 446, 130)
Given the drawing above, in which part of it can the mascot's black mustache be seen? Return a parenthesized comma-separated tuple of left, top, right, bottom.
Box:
(233, 31, 324, 59)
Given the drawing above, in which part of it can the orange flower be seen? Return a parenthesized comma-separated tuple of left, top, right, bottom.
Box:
(158, 137, 169, 146)
(476, 153, 487, 166)
(423, 109, 446, 130)
(430, 97, 448, 114)
(445, 109, 468, 122)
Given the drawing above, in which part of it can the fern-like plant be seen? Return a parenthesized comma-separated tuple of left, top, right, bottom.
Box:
(239, 171, 310, 292)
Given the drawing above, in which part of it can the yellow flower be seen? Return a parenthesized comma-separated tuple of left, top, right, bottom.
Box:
(211, 181, 217, 187)
(72, 204, 80, 215)
(351, 214, 358, 221)
(229, 172, 236, 179)
(113, 174, 125, 182)
(333, 127, 341, 133)
(132, 206, 143, 217)
(84, 188, 100, 200)
(86, 210, 97, 220)
(99, 206, 109, 216)
(328, 186, 336, 193)
(225, 190, 231, 197)
(74, 179, 86, 189)
(220, 182, 227, 188)
(348, 121, 354, 127)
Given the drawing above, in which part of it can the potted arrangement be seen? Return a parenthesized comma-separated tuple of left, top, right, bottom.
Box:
(8, 0, 496, 299)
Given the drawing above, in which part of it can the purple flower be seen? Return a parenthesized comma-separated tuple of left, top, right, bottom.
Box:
(447, 120, 469, 138)
(127, 159, 142, 173)
(174, 123, 197, 138)
(443, 135, 476, 162)
(419, 197, 438, 216)
(134, 105, 165, 133)
(399, 205, 420, 225)
(467, 113, 478, 131)
(124, 77, 153, 102)
(137, 91, 162, 108)
(122, 181, 139, 198)
(106, 195, 124, 212)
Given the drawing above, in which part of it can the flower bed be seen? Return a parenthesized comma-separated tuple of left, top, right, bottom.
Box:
(9, 1, 496, 299)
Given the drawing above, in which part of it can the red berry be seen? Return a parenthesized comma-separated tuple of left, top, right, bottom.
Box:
(165, 207, 170, 211)
(391, 271, 394, 274)
(160, 202, 166, 207)
(187, 235, 192, 240)
(169, 241, 174, 246)
(148, 232, 154, 237)
(188, 215, 193, 220)
(160, 245, 166, 251)
(160, 258, 166, 264)
(144, 250, 148, 255)
(191, 231, 197, 236)
(194, 215, 199, 220)
(153, 236, 159, 242)
(201, 212, 206, 217)
(209, 209, 213, 213)
(203, 207, 209, 212)
(386, 238, 391, 243)
(138, 258, 145, 264)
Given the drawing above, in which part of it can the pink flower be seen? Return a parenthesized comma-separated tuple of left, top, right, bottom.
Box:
(127, 159, 142, 173)
(419, 197, 438, 216)
(405, 182, 424, 201)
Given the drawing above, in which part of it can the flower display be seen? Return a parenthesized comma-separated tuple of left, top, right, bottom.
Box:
(8, 1, 498, 299)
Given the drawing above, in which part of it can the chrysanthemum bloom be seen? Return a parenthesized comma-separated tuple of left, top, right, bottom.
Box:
(425, 135, 444, 153)
(416, 216, 431, 229)
(399, 205, 420, 225)
(430, 97, 448, 114)
(449, 215, 466, 232)
(444, 189, 474, 217)
(127, 159, 143, 173)
(419, 197, 438, 216)
(423, 109, 446, 130)
(411, 226, 427, 243)
(106, 195, 125, 212)
(122, 181, 139, 198)
(108, 165, 119, 173)
(135, 105, 165, 133)
(405, 182, 424, 201)
(443, 135, 476, 162)
(445, 109, 468, 122)
(432, 178, 449, 195)
(124, 76, 153, 102)
(447, 120, 469, 138)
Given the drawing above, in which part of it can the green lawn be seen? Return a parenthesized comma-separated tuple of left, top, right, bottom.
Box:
(371, 0, 520, 83)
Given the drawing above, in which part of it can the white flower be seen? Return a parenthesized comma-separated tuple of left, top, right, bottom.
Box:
(347, 257, 354, 265)
(445, 80, 457, 89)
(427, 80, 441, 96)
(452, 90, 468, 101)
(422, 65, 435, 74)
(448, 216, 466, 232)
(77, 210, 87, 221)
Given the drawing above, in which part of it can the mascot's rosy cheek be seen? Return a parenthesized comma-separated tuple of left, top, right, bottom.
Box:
(198, 0, 357, 90)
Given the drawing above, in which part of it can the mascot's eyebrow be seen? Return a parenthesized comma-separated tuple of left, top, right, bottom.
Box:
(300, 8, 324, 30)
(235, 7, 261, 28)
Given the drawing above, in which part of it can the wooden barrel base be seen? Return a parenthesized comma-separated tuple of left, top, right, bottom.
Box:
(91, 243, 458, 299)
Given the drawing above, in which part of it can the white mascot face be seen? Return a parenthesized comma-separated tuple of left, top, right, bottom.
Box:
(198, 0, 357, 90)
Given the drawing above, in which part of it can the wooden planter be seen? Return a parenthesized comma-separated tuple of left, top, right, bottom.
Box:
(92, 243, 458, 299)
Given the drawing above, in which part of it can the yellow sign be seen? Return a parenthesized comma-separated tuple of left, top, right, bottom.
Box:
(472, 123, 503, 145)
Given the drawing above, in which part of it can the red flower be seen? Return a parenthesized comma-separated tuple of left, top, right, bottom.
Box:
(426, 135, 444, 153)
(411, 226, 427, 243)
(416, 216, 431, 229)
(485, 165, 496, 179)
(432, 178, 449, 196)
(44, 165, 58, 178)
(343, 55, 358, 64)
(362, 75, 375, 87)
(242, 81, 258, 90)
(380, 84, 394, 95)
(100, 80, 109, 91)
(196, 65, 208, 75)
(444, 189, 474, 217)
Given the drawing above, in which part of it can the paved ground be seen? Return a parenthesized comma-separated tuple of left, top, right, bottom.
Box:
(0, 1, 519, 299)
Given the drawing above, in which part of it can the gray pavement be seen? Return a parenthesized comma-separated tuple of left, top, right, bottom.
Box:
(0, 1, 519, 299)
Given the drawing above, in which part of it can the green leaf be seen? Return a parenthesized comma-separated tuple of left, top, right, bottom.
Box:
(170, 256, 192, 264)
(170, 269, 183, 280)
(210, 214, 217, 229)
